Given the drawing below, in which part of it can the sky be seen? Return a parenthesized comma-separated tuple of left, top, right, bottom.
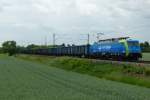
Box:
(0, 0, 150, 46)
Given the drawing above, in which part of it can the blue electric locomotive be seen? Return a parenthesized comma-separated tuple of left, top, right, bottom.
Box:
(90, 37, 142, 60)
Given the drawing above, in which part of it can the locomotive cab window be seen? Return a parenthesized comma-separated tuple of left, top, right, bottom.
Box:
(127, 41, 139, 46)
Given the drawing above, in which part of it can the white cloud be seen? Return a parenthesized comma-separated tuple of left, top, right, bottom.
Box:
(0, 0, 150, 46)
(75, 0, 99, 16)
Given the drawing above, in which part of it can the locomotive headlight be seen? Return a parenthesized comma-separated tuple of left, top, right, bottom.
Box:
(122, 51, 125, 53)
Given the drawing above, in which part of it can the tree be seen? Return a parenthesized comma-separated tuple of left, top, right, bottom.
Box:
(0, 47, 2, 53)
(16, 46, 25, 54)
(72, 44, 76, 46)
(67, 44, 71, 47)
(140, 41, 150, 52)
(2, 41, 17, 56)
(26, 44, 38, 49)
(144, 41, 149, 47)
(61, 43, 65, 47)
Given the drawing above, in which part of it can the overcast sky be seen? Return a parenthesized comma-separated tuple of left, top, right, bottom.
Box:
(0, 0, 150, 46)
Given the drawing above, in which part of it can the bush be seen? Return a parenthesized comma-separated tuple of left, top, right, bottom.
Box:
(145, 68, 150, 76)
(2, 41, 17, 56)
(122, 65, 145, 75)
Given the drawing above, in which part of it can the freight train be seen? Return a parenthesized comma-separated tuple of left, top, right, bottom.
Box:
(23, 37, 142, 61)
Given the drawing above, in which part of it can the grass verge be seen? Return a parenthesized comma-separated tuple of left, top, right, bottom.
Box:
(17, 54, 150, 88)
(142, 53, 150, 61)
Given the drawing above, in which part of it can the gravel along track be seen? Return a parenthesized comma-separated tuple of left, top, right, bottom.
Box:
(0, 56, 150, 100)
(90, 59, 150, 66)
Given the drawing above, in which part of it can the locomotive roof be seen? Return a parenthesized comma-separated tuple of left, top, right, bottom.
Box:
(98, 37, 130, 42)
(127, 39, 139, 42)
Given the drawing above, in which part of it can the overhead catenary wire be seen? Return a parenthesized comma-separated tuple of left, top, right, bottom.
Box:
(46, 33, 105, 46)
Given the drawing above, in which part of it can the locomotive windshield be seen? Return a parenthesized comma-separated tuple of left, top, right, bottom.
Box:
(127, 41, 139, 46)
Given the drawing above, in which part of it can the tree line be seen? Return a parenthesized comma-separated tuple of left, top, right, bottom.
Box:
(0, 40, 150, 56)
(0, 41, 68, 56)
(140, 41, 150, 52)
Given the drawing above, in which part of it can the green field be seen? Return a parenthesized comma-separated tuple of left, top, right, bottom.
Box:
(0, 55, 150, 100)
(17, 55, 150, 88)
(142, 53, 150, 61)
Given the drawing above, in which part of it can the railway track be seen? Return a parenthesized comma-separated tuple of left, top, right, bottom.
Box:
(90, 59, 150, 66)
(137, 60, 150, 65)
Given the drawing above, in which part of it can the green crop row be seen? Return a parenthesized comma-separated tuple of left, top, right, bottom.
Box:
(1, 55, 150, 100)
(17, 54, 150, 88)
